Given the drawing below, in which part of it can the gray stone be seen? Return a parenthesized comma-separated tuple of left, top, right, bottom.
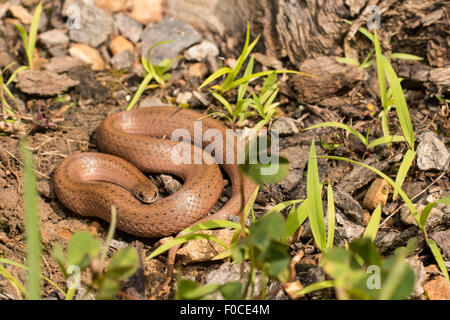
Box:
(111, 50, 135, 70)
(39, 29, 69, 47)
(63, 0, 113, 47)
(333, 189, 365, 225)
(407, 257, 426, 298)
(416, 131, 449, 171)
(271, 117, 299, 136)
(138, 96, 170, 108)
(175, 91, 193, 105)
(278, 145, 309, 192)
(113, 12, 143, 44)
(400, 203, 448, 231)
(430, 229, 450, 260)
(16, 70, 79, 96)
(184, 40, 219, 61)
(140, 17, 201, 65)
(45, 56, 84, 73)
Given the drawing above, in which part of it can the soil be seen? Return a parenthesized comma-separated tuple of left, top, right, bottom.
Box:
(0, 0, 448, 300)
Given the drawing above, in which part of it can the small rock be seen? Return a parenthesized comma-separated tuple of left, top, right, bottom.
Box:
(109, 239, 128, 251)
(113, 12, 143, 44)
(109, 35, 135, 56)
(45, 56, 84, 73)
(283, 280, 304, 299)
(111, 50, 135, 70)
(333, 190, 365, 225)
(184, 41, 219, 62)
(138, 96, 170, 108)
(176, 91, 194, 105)
(21, 0, 40, 7)
(16, 70, 79, 95)
(429, 230, 450, 260)
(9, 5, 32, 24)
(423, 276, 450, 300)
(363, 178, 391, 211)
(176, 229, 235, 264)
(400, 204, 448, 231)
(278, 145, 309, 192)
(271, 117, 299, 136)
(333, 208, 365, 245)
(416, 131, 449, 171)
(140, 17, 201, 65)
(127, 0, 163, 25)
(407, 257, 426, 298)
(94, 0, 127, 13)
(63, 0, 113, 48)
(159, 174, 182, 194)
(69, 43, 105, 70)
(187, 62, 208, 79)
(37, 180, 53, 199)
(39, 29, 69, 47)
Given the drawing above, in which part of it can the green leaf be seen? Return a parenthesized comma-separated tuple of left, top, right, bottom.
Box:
(126, 72, 154, 110)
(67, 231, 101, 271)
(249, 211, 286, 248)
(20, 139, 41, 300)
(373, 29, 387, 108)
(96, 278, 119, 300)
(326, 184, 335, 250)
(379, 257, 415, 300)
(381, 54, 415, 150)
(281, 200, 307, 243)
(239, 155, 289, 185)
(51, 243, 66, 271)
(393, 150, 416, 200)
(229, 70, 306, 90)
(307, 140, 326, 251)
(210, 91, 233, 115)
(304, 122, 367, 146)
(295, 280, 335, 296)
(28, 2, 42, 70)
(363, 204, 382, 241)
(389, 53, 423, 61)
(105, 247, 139, 281)
(336, 57, 360, 66)
(0, 264, 27, 299)
(367, 135, 405, 149)
(176, 279, 221, 300)
(219, 282, 243, 300)
(264, 240, 290, 277)
(349, 238, 381, 267)
(198, 67, 232, 90)
(426, 239, 449, 281)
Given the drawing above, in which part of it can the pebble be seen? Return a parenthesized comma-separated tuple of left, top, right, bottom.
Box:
(45, 56, 84, 73)
(159, 174, 181, 194)
(363, 178, 391, 211)
(176, 229, 235, 264)
(407, 257, 426, 298)
(423, 276, 450, 300)
(63, 0, 113, 48)
(69, 43, 105, 70)
(39, 29, 69, 47)
(94, 0, 127, 13)
(16, 70, 80, 95)
(416, 131, 449, 171)
(127, 0, 163, 25)
(109, 35, 135, 56)
(271, 117, 299, 136)
(138, 95, 169, 108)
(113, 12, 143, 44)
(176, 91, 194, 106)
(140, 17, 201, 65)
(184, 40, 219, 62)
(111, 50, 135, 70)
(9, 5, 32, 24)
(187, 62, 209, 79)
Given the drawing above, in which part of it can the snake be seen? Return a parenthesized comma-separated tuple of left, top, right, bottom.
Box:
(53, 106, 258, 238)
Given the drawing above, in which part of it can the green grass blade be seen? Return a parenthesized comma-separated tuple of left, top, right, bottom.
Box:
(343, 19, 374, 42)
(389, 53, 423, 61)
(381, 55, 415, 150)
(229, 70, 308, 90)
(326, 184, 335, 250)
(237, 56, 254, 101)
(0, 264, 27, 299)
(373, 30, 387, 108)
(210, 91, 233, 115)
(321, 156, 420, 226)
(280, 200, 306, 243)
(336, 57, 360, 66)
(198, 67, 232, 90)
(295, 280, 335, 296)
(307, 140, 326, 252)
(126, 73, 154, 110)
(426, 239, 449, 281)
(367, 135, 405, 149)
(15, 24, 28, 53)
(6, 65, 28, 85)
(20, 139, 41, 300)
(393, 150, 416, 200)
(28, 2, 42, 70)
(304, 122, 368, 146)
(363, 204, 382, 241)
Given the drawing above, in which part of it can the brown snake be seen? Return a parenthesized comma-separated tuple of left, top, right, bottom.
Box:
(53, 107, 257, 281)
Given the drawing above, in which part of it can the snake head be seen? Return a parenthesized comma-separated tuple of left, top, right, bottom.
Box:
(133, 182, 159, 204)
